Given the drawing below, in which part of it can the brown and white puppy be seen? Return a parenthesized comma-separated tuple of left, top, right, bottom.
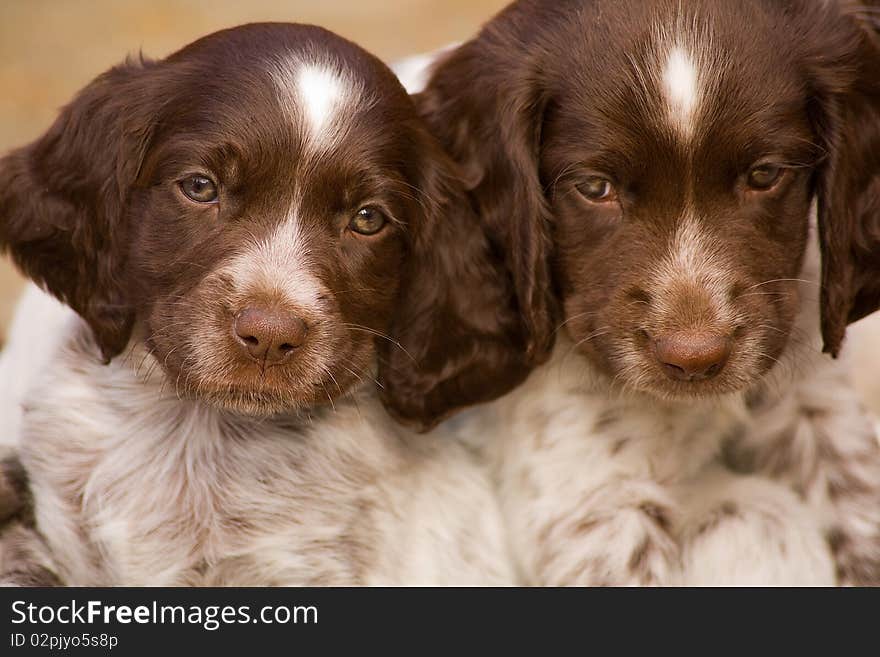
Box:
(417, 0, 880, 584)
(0, 23, 522, 585)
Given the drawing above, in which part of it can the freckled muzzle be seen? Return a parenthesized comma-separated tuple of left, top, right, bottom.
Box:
(604, 214, 797, 397)
(144, 250, 360, 417)
(615, 256, 798, 398)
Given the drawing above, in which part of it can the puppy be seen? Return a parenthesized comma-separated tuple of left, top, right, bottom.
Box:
(0, 23, 528, 585)
(416, 0, 880, 584)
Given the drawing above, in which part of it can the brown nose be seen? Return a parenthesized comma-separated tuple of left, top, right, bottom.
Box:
(653, 331, 731, 381)
(233, 307, 308, 363)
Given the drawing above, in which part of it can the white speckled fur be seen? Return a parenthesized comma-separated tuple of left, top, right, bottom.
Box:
(5, 317, 511, 586)
(449, 226, 871, 586)
(0, 286, 72, 448)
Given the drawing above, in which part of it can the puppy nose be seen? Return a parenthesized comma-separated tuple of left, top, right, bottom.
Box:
(653, 331, 731, 381)
(233, 307, 308, 363)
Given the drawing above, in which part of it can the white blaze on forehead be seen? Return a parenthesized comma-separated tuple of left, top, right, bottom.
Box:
(228, 211, 325, 309)
(270, 56, 365, 153)
(296, 64, 347, 141)
(662, 46, 700, 139)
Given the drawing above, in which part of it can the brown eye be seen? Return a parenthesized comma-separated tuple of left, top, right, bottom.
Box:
(577, 176, 616, 203)
(180, 175, 219, 203)
(349, 207, 387, 236)
(746, 165, 784, 191)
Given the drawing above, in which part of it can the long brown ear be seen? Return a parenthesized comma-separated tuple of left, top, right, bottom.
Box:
(378, 134, 534, 431)
(414, 25, 557, 366)
(0, 58, 155, 361)
(815, 15, 880, 356)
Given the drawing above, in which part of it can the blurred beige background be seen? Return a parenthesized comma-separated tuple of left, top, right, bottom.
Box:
(0, 0, 507, 336)
(0, 0, 877, 414)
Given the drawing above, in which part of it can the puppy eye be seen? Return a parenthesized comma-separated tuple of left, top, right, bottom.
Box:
(746, 165, 784, 191)
(179, 175, 219, 203)
(349, 207, 387, 236)
(576, 176, 617, 203)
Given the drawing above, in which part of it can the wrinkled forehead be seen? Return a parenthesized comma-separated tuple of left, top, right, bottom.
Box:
(553, 1, 812, 159)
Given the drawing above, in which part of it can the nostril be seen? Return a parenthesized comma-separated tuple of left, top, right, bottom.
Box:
(662, 363, 688, 379)
(233, 307, 309, 363)
(653, 331, 732, 382)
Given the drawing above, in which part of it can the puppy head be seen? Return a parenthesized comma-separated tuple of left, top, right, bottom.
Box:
(0, 23, 527, 420)
(421, 0, 880, 399)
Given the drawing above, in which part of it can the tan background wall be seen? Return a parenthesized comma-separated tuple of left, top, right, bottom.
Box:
(0, 0, 877, 413)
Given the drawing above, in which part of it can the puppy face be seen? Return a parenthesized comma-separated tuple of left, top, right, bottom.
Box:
(0, 24, 530, 424)
(543, 2, 820, 397)
(128, 34, 418, 413)
(419, 0, 880, 399)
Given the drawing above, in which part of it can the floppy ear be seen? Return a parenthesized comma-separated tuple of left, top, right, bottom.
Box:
(814, 21, 880, 356)
(414, 36, 557, 365)
(378, 134, 534, 430)
(0, 58, 155, 361)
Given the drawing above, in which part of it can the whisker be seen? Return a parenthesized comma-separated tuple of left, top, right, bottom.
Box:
(341, 324, 415, 364)
(552, 310, 599, 335)
(744, 278, 816, 291)
(562, 327, 611, 361)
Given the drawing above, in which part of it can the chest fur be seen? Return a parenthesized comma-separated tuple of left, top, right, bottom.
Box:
(19, 347, 397, 586)
(471, 350, 745, 487)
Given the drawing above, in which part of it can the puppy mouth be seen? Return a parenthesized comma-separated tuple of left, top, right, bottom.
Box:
(184, 385, 315, 416)
(162, 368, 346, 416)
(633, 366, 750, 399)
(145, 338, 353, 416)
